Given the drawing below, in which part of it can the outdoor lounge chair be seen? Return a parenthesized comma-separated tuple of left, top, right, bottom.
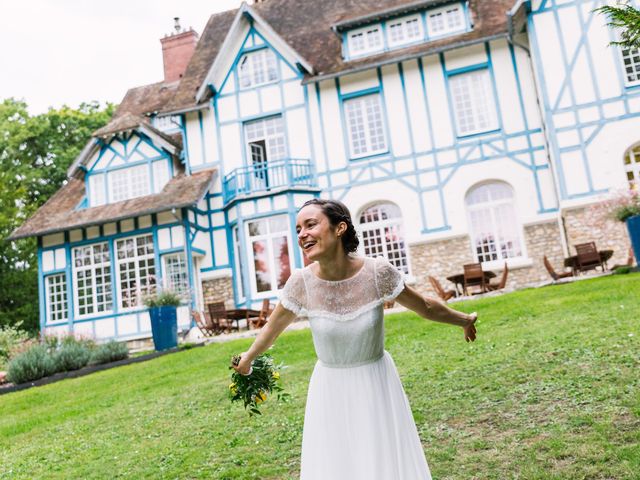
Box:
(192, 310, 218, 337)
(487, 263, 509, 291)
(463, 263, 487, 295)
(575, 242, 605, 273)
(208, 301, 238, 334)
(428, 275, 455, 301)
(248, 299, 274, 330)
(543, 255, 573, 281)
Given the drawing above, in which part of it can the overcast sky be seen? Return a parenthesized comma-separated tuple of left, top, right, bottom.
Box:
(0, 0, 244, 114)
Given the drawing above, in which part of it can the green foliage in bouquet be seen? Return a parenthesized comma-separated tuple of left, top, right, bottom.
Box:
(228, 353, 291, 416)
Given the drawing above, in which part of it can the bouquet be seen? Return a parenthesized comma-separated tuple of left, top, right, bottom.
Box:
(229, 352, 290, 416)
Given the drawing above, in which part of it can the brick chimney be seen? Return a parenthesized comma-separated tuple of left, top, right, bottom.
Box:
(160, 17, 198, 83)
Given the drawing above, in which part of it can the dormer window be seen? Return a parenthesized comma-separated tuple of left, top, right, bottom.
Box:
(387, 15, 422, 47)
(341, 2, 470, 60)
(238, 48, 278, 89)
(348, 26, 384, 56)
(110, 165, 150, 202)
(427, 4, 465, 37)
(153, 115, 182, 133)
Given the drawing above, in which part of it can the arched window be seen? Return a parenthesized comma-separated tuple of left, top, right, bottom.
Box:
(357, 203, 409, 274)
(465, 182, 523, 263)
(623, 144, 640, 190)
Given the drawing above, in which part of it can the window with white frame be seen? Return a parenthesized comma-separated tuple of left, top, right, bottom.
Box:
(109, 164, 150, 202)
(244, 116, 287, 190)
(116, 234, 155, 308)
(466, 182, 523, 264)
(620, 46, 640, 85)
(387, 15, 423, 47)
(427, 4, 466, 36)
(450, 69, 499, 136)
(344, 93, 387, 158)
(46, 273, 68, 322)
(357, 203, 409, 274)
(238, 48, 279, 89)
(162, 253, 189, 296)
(73, 242, 112, 317)
(233, 227, 246, 300)
(348, 25, 384, 56)
(153, 115, 182, 132)
(89, 173, 106, 207)
(247, 215, 293, 295)
(623, 143, 640, 190)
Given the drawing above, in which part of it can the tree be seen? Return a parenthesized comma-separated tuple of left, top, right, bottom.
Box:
(596, 3, 640, 49)
(0, 99, 114, 332)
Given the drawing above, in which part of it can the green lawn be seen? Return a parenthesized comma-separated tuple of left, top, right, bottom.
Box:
(1, 274, 639, 479)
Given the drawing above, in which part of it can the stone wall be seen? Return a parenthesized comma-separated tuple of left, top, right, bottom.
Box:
(202, 276, 235, 308)
(408, 220, 567, 297)
(563, 205, 632, 268)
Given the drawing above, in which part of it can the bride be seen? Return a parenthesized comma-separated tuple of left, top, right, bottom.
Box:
(232, 198, 477, 479)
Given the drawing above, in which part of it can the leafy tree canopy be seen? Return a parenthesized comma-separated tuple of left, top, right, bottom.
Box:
(596, 3, 640, 49)
(0, 99, 114, 333)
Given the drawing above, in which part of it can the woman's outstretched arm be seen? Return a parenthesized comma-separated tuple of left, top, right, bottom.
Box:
(395, 284, 477, 342)
(230, 303, 297, 374)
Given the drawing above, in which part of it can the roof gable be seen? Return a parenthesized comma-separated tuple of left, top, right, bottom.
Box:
(194, 2, 314, 102)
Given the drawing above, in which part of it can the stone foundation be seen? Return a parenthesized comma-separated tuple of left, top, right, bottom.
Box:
(202, 276, 235, 308)
(409, 219, 568, 296)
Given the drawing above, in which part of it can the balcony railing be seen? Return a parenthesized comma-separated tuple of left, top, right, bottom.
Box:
(223, 158, 317, 203)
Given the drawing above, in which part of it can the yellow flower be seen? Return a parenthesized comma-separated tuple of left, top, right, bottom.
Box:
(228, 382, 236, 390)
(255, 390, 267, 404)
(272, 371, 280, 380)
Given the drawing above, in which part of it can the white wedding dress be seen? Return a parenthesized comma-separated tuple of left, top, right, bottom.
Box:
(280, 256, 432, 480)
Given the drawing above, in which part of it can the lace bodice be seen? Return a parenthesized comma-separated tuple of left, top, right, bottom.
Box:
(280, 256, 405, 367)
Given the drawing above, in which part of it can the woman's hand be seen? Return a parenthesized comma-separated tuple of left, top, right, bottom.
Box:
(463, 312, 478, 342)
(231, 351, 253, 376)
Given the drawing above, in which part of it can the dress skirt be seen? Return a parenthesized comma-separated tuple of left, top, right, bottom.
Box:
(299, 350, 432, 480)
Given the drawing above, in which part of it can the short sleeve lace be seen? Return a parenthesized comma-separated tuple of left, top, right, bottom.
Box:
(374, 257, 405, 302)
(279, 269, 307, 315)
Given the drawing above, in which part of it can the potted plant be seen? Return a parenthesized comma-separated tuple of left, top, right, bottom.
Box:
(605, 189, 640, 268)
(143, 288, 184, 351)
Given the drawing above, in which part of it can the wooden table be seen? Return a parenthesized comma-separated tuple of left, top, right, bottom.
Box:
(446, 271, 496, 296)
(223, 308, 261, 331)
(564, 249, 613, 273)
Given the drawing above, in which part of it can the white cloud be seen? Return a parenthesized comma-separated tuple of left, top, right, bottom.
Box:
(0, 0, 243, 113)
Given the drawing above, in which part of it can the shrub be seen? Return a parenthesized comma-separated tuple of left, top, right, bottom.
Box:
(90, 340, 129, 365)
(143, 287, 184, 308)
(52, 342, 92, 372)
(0, 323, 31, 366)
(613, 266, 632, 274)
(7, 345, 56, 384)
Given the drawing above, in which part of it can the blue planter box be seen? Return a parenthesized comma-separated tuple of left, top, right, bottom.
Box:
(149, 306, 178, 351)
(627, 215, 640, 268)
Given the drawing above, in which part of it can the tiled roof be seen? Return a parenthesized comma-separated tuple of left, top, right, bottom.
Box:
(164, 0, 516, 112)
(8, 169, 216, 240)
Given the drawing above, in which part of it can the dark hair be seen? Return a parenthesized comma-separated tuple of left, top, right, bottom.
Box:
(299, 198, 360, 253)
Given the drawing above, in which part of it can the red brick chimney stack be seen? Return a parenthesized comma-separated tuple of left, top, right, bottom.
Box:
(160, 17, 198, 83)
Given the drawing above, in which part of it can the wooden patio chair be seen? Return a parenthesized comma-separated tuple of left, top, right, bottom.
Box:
(428, 275, 455, 301)
(207, 301, 237, 334)
(487, 262, 509, 291)
(191, 310, 218, 337)
(610, 247, 635, 271)
(543, 255, 573, 280)
(463, 263, 487, 295)
(248, 299, 274, 330)
(575, 242, 604, 273)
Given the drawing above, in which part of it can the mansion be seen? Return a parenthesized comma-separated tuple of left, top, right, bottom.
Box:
(10, 0, 637, 341)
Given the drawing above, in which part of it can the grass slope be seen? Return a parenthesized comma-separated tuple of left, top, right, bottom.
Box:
(1, 274, 639, 479)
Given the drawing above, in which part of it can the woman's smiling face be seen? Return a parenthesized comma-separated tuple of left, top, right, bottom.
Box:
(296, 204, 344, 262)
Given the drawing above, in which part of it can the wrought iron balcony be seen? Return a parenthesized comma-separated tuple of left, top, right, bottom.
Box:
(223, 158, 317, 203)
